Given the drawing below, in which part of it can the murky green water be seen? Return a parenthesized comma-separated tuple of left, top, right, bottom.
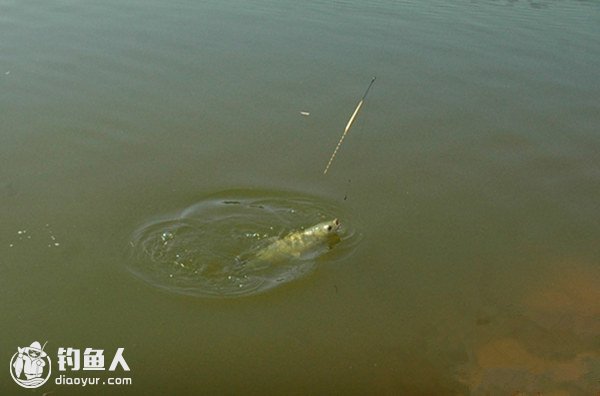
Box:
(1, 0, 599, 394)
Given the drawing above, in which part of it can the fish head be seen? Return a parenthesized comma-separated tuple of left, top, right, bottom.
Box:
(294, 218, 342, 256)
(312, 218, 341, 236)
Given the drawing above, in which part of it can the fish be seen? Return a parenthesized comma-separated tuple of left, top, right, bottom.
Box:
(240, 219, 342, 267)
(13, 348, 24, 378)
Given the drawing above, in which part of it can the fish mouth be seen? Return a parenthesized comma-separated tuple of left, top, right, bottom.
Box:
(332, 218, 340, 230)
(325, 219, 341, 232)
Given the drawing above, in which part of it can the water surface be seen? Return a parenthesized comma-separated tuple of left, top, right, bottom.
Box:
(1, 0, 599, 394)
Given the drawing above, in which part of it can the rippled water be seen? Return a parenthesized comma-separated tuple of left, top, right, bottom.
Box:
(128, 189, 359, 297)
(1, 0, 599, 394)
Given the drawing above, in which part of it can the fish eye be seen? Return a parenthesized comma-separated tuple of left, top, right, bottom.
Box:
(327, 225, 332, 231)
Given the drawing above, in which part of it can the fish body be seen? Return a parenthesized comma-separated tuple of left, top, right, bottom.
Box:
(253, 219, 341, 263)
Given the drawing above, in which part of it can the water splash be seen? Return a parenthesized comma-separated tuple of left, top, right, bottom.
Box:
(127, 189, 360, 298)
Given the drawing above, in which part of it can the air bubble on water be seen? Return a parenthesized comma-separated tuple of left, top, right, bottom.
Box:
(44, 226, 61, 247)
(17, 230, 26, 235)
(161, 231, 173, 244)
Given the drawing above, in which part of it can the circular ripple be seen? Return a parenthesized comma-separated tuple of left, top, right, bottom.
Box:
(127, 189, 360, 298)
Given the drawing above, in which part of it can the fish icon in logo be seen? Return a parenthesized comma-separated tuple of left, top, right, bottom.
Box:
(9, 341, 52, 388)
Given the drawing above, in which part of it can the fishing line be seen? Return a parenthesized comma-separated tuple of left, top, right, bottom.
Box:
(323, 77, 376, 174)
